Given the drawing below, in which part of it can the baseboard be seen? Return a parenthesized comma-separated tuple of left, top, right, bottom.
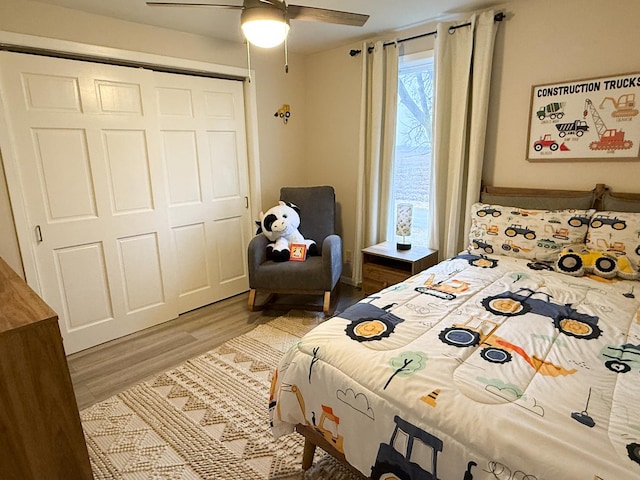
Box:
(340, 276, 359, 287)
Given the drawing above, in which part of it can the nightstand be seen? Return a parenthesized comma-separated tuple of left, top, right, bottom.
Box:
(361, 241, 438, 296)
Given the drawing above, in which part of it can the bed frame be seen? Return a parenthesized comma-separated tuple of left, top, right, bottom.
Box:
(294, 182, 640, 478)
(296, 424, 367, 478)
(481, 182, 605, 199)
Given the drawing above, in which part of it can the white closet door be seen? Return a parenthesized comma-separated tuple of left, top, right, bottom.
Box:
(0, 52, 250, 353)
(155, 72, 251, 313)
(0, 52, 179, 353)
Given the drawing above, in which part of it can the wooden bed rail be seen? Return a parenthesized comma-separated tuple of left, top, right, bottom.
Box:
(295, 424, 367, 478)
(481, 182, 640, 211)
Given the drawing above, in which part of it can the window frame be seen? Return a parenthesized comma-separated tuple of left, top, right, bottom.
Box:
(388, 49, 435, 247)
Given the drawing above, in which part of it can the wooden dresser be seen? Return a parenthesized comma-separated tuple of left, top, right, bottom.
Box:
(0, 258, 93, 480)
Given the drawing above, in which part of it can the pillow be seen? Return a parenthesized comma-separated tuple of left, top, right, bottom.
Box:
(555, 244, 639, 280)
(480, 190, 595, 210)
(585, 210, 640, 277)
(601, 191, 640, 213)
(468, 203, 594, 261)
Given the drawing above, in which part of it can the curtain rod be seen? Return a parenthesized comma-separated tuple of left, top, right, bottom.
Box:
(348, 11, 504, 57)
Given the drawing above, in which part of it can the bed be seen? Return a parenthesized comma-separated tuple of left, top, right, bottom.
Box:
(270, 184, 640, 480)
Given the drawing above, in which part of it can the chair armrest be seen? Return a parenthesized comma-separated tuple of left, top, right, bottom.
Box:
(322, 234, 343, 288)
(248, 234, 270, 271)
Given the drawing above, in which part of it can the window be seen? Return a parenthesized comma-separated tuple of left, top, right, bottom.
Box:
(390, 51, 434, 247)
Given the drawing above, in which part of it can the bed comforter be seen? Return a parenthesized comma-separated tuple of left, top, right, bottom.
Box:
(270, 253, 640, 480)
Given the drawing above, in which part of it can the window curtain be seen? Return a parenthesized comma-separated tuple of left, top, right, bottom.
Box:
(429, 10, 499, 259)
(352, 41, 399, 285)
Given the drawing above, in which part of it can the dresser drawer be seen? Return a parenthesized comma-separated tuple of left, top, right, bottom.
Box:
(362, 263, 410, 295)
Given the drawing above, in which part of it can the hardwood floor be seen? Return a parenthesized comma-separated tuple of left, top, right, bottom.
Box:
(68, 284, 364, 410)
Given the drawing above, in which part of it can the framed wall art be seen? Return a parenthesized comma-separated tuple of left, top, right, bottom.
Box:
(527, 71, 640, 162)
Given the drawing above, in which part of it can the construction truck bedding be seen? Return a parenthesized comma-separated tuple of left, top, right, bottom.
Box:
(270, 253, 640, 480)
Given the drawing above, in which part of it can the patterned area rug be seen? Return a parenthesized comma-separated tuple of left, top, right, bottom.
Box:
(81, 311, 362, 480)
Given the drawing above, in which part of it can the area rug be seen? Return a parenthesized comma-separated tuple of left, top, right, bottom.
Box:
(80, 311, 362, 480)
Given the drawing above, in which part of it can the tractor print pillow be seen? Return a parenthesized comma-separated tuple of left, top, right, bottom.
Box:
(585, 210, 640, 275)
(468, 203, 595, 261)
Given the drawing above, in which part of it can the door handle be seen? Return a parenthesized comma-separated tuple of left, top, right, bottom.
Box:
(245, 196, 249, 209)
(35, 225, 43, 243)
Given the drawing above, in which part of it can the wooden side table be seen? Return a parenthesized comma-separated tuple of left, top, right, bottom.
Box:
(361, 242, 438, 296)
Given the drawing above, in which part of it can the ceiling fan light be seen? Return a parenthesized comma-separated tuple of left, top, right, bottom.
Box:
(241, 7, 289, 48)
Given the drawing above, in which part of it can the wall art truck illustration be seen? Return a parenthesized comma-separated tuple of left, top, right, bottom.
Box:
(533, 133, 559, 151)
(555, 119, 589, 137)
(439, 317, 576, 376)
(481, 287, 602, 340)
(599, 93, 639, 118)
(584, 98, 633, 150)
(537, 101, 565, 120)
(370, 415, 443, 480)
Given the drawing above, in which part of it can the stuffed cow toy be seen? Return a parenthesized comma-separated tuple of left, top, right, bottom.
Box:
(257, 201, 317, 262)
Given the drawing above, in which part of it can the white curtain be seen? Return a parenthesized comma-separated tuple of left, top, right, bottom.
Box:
(429, 10, 499, 259)
(352, 41, 399, 285)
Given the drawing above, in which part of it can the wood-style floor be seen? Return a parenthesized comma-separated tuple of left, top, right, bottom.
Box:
(68, 284, 365, 410)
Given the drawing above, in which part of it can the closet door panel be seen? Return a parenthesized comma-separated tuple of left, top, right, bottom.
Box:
(0, 52, 252, 352)
(156, 72, 250, 313)
(0, 52, 178, 353)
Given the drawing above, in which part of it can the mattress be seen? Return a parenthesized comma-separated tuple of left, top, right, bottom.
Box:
(270, 253, 640, 480)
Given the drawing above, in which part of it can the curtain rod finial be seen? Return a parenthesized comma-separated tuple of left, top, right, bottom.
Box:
(349, 49, 361, 57)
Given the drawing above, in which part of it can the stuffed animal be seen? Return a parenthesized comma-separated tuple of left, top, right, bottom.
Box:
(256, 201, 317, 262)
(555, 245, 639, 280)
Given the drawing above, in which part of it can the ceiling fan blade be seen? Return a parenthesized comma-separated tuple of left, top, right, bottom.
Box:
(287, 5, 369, 27)
(146, 1, 242, 8)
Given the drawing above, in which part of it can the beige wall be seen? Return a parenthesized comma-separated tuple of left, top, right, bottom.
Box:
(0, 0, 309, 277)
(485, 0, 640, 190)
(302, 0, 640, 268)
(3, 0, 640, 279)
(249, 49, 309, 210)
(0, 150, 22, 275)
(302, 45, 361, 276)
(0, 0, 245, 68)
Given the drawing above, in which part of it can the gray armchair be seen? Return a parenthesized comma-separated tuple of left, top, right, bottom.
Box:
(247, 186, 342, 315)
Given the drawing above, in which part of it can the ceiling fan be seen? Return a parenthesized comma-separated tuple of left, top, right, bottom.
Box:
(146, 0, 370, 48)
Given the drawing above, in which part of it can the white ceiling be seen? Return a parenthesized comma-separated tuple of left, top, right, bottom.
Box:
(32, 0, 504, 54)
